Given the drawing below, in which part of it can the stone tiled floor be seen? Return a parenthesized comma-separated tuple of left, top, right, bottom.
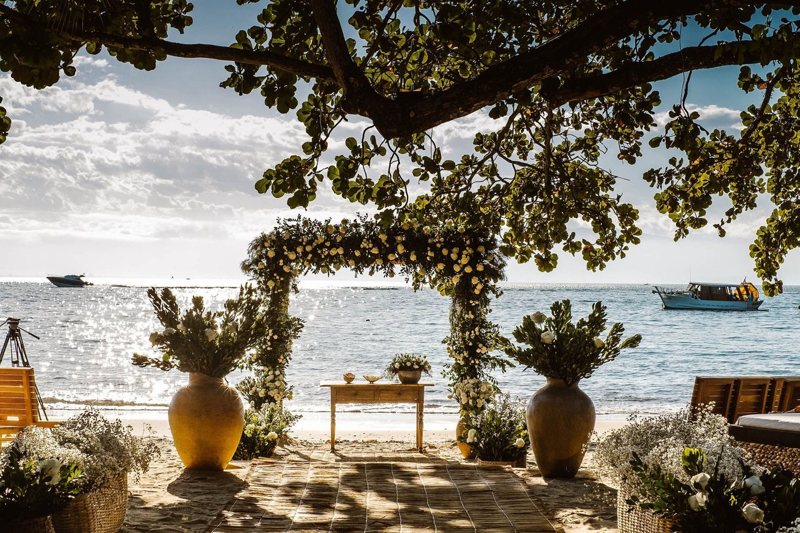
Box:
(208, 444, 556, 532)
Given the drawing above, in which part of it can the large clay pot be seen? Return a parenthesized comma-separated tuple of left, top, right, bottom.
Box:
(397, 369, 422, 384)
(455, 416, 476, 459)
(169, 372, 244, 470)
(526, 377, 595, 478)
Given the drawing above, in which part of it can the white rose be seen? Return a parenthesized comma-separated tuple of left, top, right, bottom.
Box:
(205, 328, 218, 342)
(514, 438, 525, 448)
(742, 503, 764, 524)
(690, 472, 710, 490)
(532, 311, 547, 324)
(266, 431, 278, 442)
(148, 332, 159, 346)
(540, 331, 556, 345)
(593, 337, 605, 349)
(39, 459, 62, 486)
(466, 428, 477, 443)
(688, 492, 707, 511)
(743, 475, 765, 495)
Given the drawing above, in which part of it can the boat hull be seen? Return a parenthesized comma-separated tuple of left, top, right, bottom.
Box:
(46, 277, 89, 288)
(657, 293, 763, 311)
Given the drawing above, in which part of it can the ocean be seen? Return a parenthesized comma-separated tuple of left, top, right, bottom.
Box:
(1, 280, 798, 417)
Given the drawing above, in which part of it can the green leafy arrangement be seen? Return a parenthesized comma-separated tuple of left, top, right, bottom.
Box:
(132, 285, 269, 378)
(385, 353, 431, 377)
(234, 403, 301, 460)
(459, 394, 528, 462)
(506, 300, 641, 385)
(0, 445, 82, 522)
(628, 447, 800, 532)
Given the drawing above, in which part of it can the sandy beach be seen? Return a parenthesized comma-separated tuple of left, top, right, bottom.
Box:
(121, 412, 626, 532)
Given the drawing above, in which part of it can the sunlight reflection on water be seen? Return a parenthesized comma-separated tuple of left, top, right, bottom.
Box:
(1, 281, 798, 416)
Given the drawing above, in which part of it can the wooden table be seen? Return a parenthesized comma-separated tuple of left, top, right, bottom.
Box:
(320, 381, 433, 452)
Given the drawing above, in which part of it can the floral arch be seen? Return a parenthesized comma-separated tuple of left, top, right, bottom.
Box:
(237, 216, 511, 416)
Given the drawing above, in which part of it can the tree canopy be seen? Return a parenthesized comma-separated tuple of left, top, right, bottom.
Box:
(2, 0, 799, 293)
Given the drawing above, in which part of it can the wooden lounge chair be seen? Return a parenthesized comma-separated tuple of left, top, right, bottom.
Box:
(0, 367, 58, 445)
(690, 376, 737, 422)
(771, 377, 800, 412)
(730, 376, 773, 422)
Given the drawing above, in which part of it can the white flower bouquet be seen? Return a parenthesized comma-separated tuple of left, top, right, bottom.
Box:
(0, 431, 82, 523)
(132, 284, 270, 378)
(384, 353, 432, 377)
(506, 300, 641, 385)
(625, 446, 800, 532)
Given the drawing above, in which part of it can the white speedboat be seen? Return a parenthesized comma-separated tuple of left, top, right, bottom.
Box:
(46, 274, 92, 288)
(653, 281, 763, 311)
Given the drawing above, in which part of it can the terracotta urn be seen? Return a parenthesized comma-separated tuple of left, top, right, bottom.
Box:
(455, 416, 476, 459)
(526, 377, 595, 478)
(169, 372, 245, 470)
(397, 369, 422, 384)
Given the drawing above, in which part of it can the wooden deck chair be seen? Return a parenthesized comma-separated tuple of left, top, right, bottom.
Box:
(0, 368, 58, 445)
(774, 377, 800, 412)
(730, 377, 772, 422)
(690, 377, 737, 422)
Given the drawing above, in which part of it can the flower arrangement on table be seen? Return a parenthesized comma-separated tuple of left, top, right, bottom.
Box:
(385, 353, 432, 380)
(0, 410, 158, 528)
(506, 300, 641, 385)
(132, 284, 269, 377)
(458, 394, 528, 465)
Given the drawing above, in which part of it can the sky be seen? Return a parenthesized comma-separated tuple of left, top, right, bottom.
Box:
(0, 2, 798, 286)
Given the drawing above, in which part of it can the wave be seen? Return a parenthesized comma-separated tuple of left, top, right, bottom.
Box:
(42, 397, 168, 408)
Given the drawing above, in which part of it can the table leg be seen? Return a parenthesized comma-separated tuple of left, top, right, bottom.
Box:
(416, 391, 424, 452)
(330, 395, 336, 452)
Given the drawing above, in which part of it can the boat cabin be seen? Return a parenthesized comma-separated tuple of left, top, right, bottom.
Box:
(688, 282, 759, 302)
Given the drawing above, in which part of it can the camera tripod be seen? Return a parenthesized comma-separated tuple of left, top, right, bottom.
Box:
(0, 317, 48, 419)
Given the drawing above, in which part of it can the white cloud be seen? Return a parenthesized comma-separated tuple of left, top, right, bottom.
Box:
(654, 103, 742, 129)
(0, 73, 359, 251)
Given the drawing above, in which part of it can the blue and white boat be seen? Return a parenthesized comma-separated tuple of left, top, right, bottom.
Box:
(653, 281, 763, 311)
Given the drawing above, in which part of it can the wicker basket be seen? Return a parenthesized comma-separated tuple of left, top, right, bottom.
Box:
(617, 486, 677, 533)
(51, 473, 128, 533)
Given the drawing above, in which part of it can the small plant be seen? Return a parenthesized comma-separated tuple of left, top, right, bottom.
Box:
(627, 446, 800, 532)
(132, 284, 269, 378)
(506, 300, 641, 385)
(0, 452, 82, 522)
(51, 410, 160, 490)
(459, 394, 528, 462)
(234, 403, 301, 459)
(384, 353, 432, 377)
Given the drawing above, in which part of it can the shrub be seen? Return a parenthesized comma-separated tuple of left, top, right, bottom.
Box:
(234, 403, 300, 459)
(460, 394, 528, 462)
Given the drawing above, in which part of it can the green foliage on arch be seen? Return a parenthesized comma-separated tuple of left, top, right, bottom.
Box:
(240, 215, 511, 415)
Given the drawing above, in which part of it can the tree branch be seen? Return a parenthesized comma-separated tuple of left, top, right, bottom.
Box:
(546, 35, 800, 105)
(0, 3, 335, 80)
